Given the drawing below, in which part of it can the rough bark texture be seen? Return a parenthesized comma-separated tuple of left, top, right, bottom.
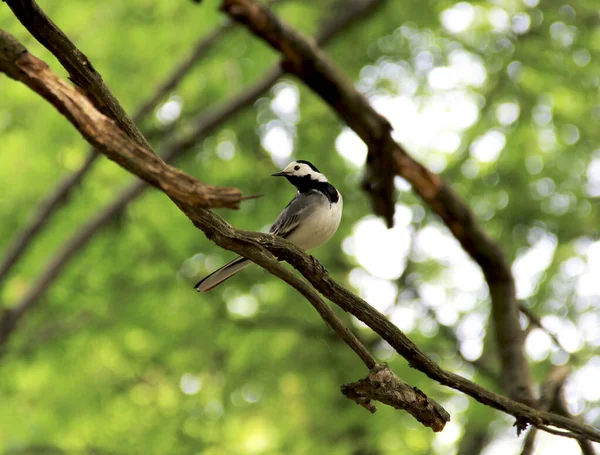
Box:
(0, 9, 241, 284)
(1, 29, 599, 442)
(220, 0, 534, 407)
(4, 0, 151, 149)
(2, 0, 599, 445)
(0, 0, 379, 348)
(342, 365, 451, 432)
(179, 205, 600, 443)
(0, 30, 244, 208)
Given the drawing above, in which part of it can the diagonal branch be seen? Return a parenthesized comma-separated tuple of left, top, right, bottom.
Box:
(131, 21, 236, 124)
(0, 31, 245, 209)
(182, 206, 600, 443)
(179, 206, 600, 442)
(287, 278, 379, 371)
(179, 203, 449, 431)
(0, 150, 98, 283)
(0, 12, 244, 284)
(519, 303, 574, 359)
(222, 0, 396, 224)
(457, 423, 490, 455)
(520, 366, 569, 455)
(551, 380, 597, 455)
(1, 33, 598, 442)
(424, 305, 497, 382)
(0, 29, 449, 428)
(0, 28, 260, 346)
(131, 0, 281, 122)
(0, 183, 143, 347)
(219, 0, 534, 406)
(4, 0, 150, 149)
(0, 0, 381, 346)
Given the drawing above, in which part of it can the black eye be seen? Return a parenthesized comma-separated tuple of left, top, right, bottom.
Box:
(294, 165, 300, 171)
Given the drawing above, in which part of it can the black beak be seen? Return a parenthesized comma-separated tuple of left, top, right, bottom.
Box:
(271, 171, 287, 177)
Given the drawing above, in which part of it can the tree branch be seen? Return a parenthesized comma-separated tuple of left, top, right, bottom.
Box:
(0, 8, 245, 284)
(519, 303, 574, 359)
(0, 0, 382, 347)
(4, 0, 150, 149)
(223, 0, 396, 225)
(189, 211, 450, 429)
(0, 150, 98, 283)
(0, 30, 245, 208)
(418, 296, 498, 382)
(520, 366, 569, 455)
(132, 0, 281, 122)
(268, 269, 379, 371)
(219, 0, 534, 406)
(1, 30, 598, 442)
(551, 382, 597, 455)
(341, 364, 450, 431)
(457, 425, 490, 455)
(0, 25, 450, 431)
(179, 206, 600, 443)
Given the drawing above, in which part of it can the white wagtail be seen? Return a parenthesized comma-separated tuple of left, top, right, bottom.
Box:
(195, 160, 343, 292)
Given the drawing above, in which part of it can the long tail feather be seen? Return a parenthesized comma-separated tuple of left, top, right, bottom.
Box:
(194, 257, 250, 292)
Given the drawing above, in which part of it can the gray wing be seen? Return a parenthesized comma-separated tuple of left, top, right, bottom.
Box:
(269, 190, 323, 238)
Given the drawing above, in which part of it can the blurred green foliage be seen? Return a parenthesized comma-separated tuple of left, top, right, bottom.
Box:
(0, 0, 598, 454)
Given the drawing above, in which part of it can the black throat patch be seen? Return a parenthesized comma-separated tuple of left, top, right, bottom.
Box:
(285, 175, 339, 204)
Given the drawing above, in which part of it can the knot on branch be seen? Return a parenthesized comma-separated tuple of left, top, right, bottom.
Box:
(341, 364, 450, 432)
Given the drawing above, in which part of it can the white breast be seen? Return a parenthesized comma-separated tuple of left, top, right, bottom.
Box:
(286, 192, 343, 251)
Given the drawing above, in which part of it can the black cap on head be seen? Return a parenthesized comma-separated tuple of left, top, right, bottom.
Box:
(295, 160, 320, 173)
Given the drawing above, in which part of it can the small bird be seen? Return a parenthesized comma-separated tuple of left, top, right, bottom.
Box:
(195, 160, 343, 292)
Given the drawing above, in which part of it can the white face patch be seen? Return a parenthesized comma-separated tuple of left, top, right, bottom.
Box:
(281, 161, 328, 182)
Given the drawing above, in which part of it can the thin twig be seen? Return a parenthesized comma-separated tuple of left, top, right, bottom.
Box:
(424, 306, 497, 381)
(133, 0, 282, 121)
(283, 275, 379, 370)
(398, 243, 499, 382)
(0, 183, 143, 346)
(536, 425, 588, 440)
(552, 387, 597, 455)
(0, 151, 98, 283)
(519, 303, 574, 358)
(520, 365, 569, 455)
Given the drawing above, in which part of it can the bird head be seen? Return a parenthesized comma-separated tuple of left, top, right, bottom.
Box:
(272, 160, 328, 183)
